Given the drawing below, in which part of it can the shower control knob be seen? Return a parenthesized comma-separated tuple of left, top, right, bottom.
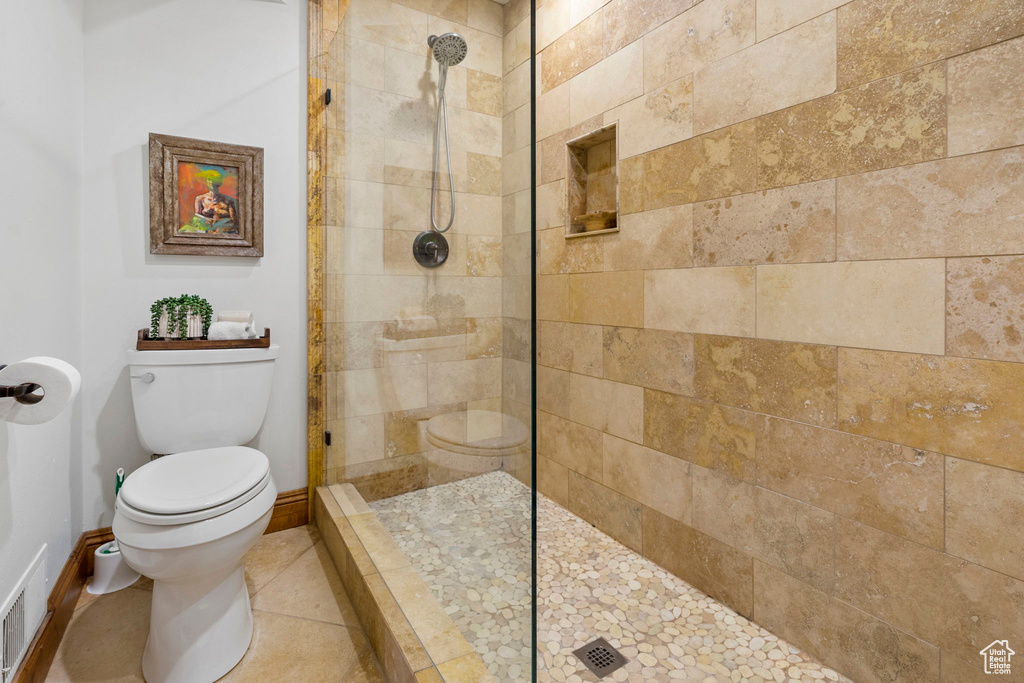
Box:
(413, 231, 449, 268)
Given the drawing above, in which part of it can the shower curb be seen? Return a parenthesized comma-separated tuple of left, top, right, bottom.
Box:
(315, 485, 494, 683)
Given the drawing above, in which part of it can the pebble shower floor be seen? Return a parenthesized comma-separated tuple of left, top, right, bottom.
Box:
(371, 471, 852, 682)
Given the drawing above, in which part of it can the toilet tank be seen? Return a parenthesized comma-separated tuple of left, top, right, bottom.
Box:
(127, 345, 280, 454)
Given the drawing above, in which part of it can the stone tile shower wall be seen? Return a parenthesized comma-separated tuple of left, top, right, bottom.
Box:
(324, 0, 508, 499)
(530, 0, 1024, 681)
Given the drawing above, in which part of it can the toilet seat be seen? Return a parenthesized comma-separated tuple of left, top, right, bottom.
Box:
(121, 446, 269, 515)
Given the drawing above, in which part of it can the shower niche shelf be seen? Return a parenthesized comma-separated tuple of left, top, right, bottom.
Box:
(565, 123, 619, 239)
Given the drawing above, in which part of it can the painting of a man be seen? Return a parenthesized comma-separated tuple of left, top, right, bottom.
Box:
(178, 162, 239, 234)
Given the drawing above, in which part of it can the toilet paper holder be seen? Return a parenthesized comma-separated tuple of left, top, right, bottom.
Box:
(0, 365, 44, 404)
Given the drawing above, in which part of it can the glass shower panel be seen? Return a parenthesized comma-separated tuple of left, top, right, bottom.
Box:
(322, 0, 535, 678)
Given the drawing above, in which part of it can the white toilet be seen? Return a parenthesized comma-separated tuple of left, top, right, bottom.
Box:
(113, 345, 280, 683)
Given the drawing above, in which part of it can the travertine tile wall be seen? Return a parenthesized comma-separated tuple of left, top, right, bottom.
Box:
(324, 0, 511, 499)
(529, 0, 1024, 681)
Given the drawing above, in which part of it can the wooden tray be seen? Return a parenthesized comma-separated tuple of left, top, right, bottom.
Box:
(136, 328, 271, 350)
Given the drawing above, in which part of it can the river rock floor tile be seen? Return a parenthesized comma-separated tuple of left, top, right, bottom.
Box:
(371, 471, 851, 683)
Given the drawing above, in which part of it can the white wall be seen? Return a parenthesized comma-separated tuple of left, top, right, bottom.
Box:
(0, 0, 85, 598)
(79, 0, 308, 528)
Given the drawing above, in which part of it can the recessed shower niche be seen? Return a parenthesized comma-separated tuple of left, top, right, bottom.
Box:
(565, 123, 619, 239)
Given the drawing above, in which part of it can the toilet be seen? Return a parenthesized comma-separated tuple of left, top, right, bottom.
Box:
(112, 345, 280, 683)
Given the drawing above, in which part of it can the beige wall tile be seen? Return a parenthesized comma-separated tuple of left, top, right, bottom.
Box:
(569, 42, 644, 126)
(756, 416, 944, 548)
(603, 327, 695, 395)
(603, 434, 692, 522)
(644, 120, 757, 209)
(536, 180, 567, 230)
(693, 180, 836, 267)
(343, 366, 429, 417)
(537, 455, 570, 506)
(604, 205, 693, 271)
(694, 335, 837, 427)
(949, 36, 1024, 156)
(643, 506, 754, 616)
(537, 274, 570, 321)
(605, 76, 693, 158)
(537, 365, 570, 418)
(466, 232, 501, 274)
(539, 410, 603, 480)
(940, 656, 1001, 683)
(618, 154, 645, 214)
(644, 389, 756, 483)
(569, 374, 644, 442)
(536, 81, 570, 140)
(539, 10, 604, 93)
(692, 466, 836, 591)
(536, 0, 570, 50)
(567, 271, 644, 326)
(643, 0, 756, 92)
(645, 266, 756, 337)
(602, 0, 694, 55)
(693, 12, 836, 134)
(836, 0, 1024, 89)
(753, 562, 940, 683)
(756, 259, 946, 354)
(467, 69, 501, 116)
(836, 147, 1024, 260)
(837, 348, 1024, 474)
(427, 357, 501, 404)
(570, 0, 610, 28)
(834, 517, 1024, 665)
(756, 0, 848, 41)
(757, 63, 946, 190)
(947, 256, 1024, 362)
(537, 321, 604, 376)
(567, 471, 644, 552)
(946, 457, 1024, 581)
(502, 59, 530, 113)
(468, 0, 502, 36)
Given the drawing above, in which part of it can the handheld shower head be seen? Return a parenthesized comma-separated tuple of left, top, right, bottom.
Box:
(427, 33, 467, 67)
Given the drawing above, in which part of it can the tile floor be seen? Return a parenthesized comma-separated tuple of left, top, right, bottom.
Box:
(372, 471, 854, 683)
(45, 526, 384, 683)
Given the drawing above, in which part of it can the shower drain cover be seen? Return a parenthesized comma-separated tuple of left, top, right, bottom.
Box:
(573, 638, 628, 678)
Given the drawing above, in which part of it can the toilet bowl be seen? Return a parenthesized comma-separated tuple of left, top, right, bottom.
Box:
(115, 344, 280, 683)
(113, 447, 276, 683)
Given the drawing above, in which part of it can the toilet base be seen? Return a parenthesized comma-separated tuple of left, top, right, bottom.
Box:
(142, 565, 253, 683)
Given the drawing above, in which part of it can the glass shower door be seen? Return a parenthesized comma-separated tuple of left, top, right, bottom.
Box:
(320, 0, 536, 677)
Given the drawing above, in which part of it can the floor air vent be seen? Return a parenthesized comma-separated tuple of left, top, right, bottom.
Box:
(1, 547, 47, 683)
(573, 637, 628, 678)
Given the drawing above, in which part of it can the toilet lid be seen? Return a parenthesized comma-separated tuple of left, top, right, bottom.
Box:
(120, 446, 270, 515)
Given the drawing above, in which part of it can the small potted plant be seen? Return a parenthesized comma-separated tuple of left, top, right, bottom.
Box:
(150, 295, 214, 340)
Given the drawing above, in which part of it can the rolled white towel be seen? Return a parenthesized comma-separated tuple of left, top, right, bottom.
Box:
(218, 310, 254, 325)
(208, 321, 257, 340)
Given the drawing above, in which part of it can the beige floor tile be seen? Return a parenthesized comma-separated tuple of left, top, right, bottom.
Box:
(242, 525, 321, 594)
(222, 610, 365, 683)
(46, 587, 150, 682)
(47, 527, 381, 683)
(251, 541, 360, 627)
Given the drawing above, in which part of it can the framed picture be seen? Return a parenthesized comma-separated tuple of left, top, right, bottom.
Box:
(149, 133, 264, 256)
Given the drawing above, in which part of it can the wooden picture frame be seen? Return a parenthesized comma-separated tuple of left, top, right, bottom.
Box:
(149, 133, 264, 257)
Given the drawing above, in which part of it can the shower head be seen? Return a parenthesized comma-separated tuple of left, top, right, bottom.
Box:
(427, 33, 468, 67)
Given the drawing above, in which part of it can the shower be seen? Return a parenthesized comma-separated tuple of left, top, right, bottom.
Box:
(427, 32, 466, 234)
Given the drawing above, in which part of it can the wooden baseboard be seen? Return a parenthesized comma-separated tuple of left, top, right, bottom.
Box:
(266, 487, 309, 534)
(11, 486, 309, 683)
